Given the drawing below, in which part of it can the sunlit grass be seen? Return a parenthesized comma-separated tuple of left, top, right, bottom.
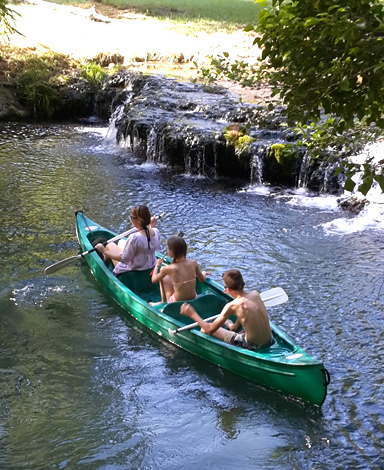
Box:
(46, 0, 271, 31)
(3, 0, 272, 101)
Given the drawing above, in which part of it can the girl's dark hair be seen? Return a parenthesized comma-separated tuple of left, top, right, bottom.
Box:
(131, 205, 152, 249)
(222, 269, 245, 290)
(167, 236, 187, 261)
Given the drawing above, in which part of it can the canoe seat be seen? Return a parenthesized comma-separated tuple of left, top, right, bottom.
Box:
(162, 293, 228, 323)
(117, 268, 161, 303)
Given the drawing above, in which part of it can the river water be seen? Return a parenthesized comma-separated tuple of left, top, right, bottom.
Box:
(0, 122, 383, 470)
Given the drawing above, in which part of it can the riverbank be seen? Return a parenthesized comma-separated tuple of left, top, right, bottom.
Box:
(0, 0, 271, 115)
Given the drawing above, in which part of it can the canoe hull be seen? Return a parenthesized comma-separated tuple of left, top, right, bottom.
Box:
(75, 212, 329, 406)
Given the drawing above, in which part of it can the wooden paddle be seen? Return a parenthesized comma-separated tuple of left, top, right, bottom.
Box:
(168, 287, 288, 337)
(44, 212, 166, 275)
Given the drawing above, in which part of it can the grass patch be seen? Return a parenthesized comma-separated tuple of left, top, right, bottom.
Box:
(0, 44, 113, 117)
(4, 48, 76, 117)
(43, 0, 270, 30)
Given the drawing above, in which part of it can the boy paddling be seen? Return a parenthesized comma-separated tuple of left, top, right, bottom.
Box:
(180, 269, 273, 350)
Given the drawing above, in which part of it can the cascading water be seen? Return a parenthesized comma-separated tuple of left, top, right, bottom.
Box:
(105, 72, 342, 193)
(250, 143, 268, 185)
(297, 151, 312, 189)
(146, 127, 158, 162)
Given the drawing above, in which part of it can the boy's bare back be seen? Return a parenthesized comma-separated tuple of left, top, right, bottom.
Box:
(228, 290, 271, 345)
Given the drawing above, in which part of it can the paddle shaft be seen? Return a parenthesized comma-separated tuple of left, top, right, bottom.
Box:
(82, 227, 137, 256)
(169, 287, 288, 336)
(44, 212, 166, 275)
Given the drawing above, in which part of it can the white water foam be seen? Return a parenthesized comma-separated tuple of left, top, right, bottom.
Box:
(74, 126, 109, 136)
(321, 140, 384, 234)
(132, 161, 167, 171)
(244, 137, 384, 235)
(11, 283, 70, 308)
(322, 204, 384, 234)
(245, 184, 384, 234)
(285, 191, 340, 211)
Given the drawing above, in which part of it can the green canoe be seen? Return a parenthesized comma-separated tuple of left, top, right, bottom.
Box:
(74, 212, 330, 406)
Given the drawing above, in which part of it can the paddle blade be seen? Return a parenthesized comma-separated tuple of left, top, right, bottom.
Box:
(44, 254, 81, 275)
(260, 287, 288, 307)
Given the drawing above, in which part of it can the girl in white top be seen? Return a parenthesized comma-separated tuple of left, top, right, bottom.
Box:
(96, 205, 161, 275)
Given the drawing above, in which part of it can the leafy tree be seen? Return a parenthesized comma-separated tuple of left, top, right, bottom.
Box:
(252, 0, 384, 194)
(200, 0, 384, 194)
(254, 0, 384, 129)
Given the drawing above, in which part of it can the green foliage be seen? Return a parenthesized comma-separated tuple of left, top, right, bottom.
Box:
(198, 52, 260, 87)
(270, 143, 295, 165)
(9, 51, 80, 118)
(254, 0, 384, 131)
(224, 124, 254, 155)
(13, 54, 64, 118)
(338, 155, 384, 196)
(79, 61, 107, 87)
(24, 81, 57, 118)
(200, 0, 384, 193)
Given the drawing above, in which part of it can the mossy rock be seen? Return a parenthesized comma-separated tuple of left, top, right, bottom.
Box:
(224, 123, 254, 155)
(263, 143, 299, 186)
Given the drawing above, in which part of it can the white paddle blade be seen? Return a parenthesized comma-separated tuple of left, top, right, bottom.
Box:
(260, 287, 288, 307)
(44, 254, 82, 275)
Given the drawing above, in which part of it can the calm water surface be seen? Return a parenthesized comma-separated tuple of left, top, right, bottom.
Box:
(0, 122, 383, 470)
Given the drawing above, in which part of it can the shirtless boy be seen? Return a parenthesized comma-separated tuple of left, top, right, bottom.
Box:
(180, 269, 273, 350)
(151, 236, 207, 304)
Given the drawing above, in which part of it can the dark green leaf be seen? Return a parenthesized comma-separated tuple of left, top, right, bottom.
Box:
(374, 174, 384, 192)
(358, 177, 373, 196)
(344, 177, 356, 192)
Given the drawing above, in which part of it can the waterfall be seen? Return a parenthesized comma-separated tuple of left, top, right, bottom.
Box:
(158, 130, 167, 165)
(197, 146, 206, 176)
(212, 142, 218, 179)
(297, 151, 312, 188)
(250, 144, 267, 185)
(105, 85, 134, 146)
(102, 72, 344, 194)
(105, 105, 123, 143)
(146, 127, 158, 162)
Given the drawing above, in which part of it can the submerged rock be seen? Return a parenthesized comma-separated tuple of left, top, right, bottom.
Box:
(0, 85, 29, 120)
(337, 196, 369, 214)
